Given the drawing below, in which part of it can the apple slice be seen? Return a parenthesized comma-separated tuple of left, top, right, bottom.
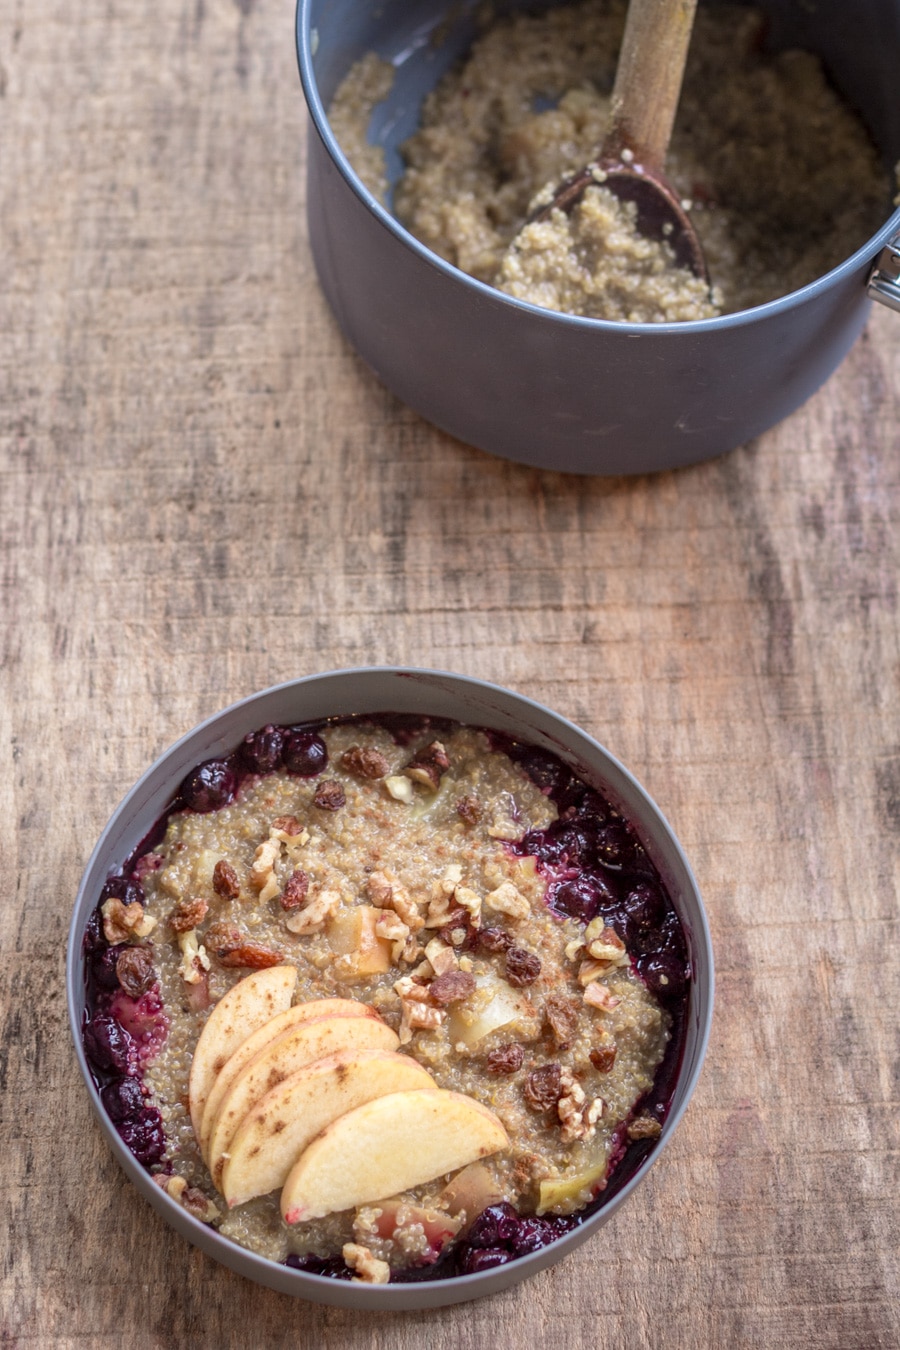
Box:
(207, 1014, 400, 1186)
(197, 996, 379, 1157)
(281, 1088, 509, 1223)
(221, 1049, 436, 1207)
(188, 965, 298, 1139)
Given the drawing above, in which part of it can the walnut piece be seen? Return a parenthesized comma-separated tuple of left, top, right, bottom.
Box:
(250, 836, 282, 903)
(155, 1174, 221, 1224)
(115, 946, 156, 998)
(101, 897, 157, 944)
(524, 1063, 563, 1112)
(505, 947, 541, 987)
(283, 885, 341, 935)
(212, 859, 240, 900)
(483, 881, 530, 921)
(341, 746, 391, 780)
(403, 740, 450, 791)
(272, 815, 302, 837)
(398, 999, 445, 1044)
(168, 896, 209, 933)
(384, 774, 415, 804)
(342, 1242, 390, 1285)
(486, 1043, 524, 1075)
(314, 779, 346, 810)
(583, 981, 621, 1012)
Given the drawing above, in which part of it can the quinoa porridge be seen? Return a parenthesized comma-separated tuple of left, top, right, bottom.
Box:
(82, 716, 690, 1283)
(330, 0, 893, 322)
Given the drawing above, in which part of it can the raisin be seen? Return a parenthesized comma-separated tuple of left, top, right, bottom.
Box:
(429, 970, 476, 1005)
(485, 1043, 524, 1075)
(505, 948, 541, 986)
(212, 859, 240, 900)
(524, 1063, 562, 1112)
(590, 1044, 617, 1073)
(314, 780, 345, 810)
(477, 926, 514, 955)
(280, 868, 310, 910)
(115, 946, 156, 999)
(341, 746, 391, 780)
(219, 940, 282, 970)
(168, 897, 209, 933)
(544, 994, 579, 1047)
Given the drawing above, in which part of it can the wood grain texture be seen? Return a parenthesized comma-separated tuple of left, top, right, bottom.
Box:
(1, 0, 899, 1346)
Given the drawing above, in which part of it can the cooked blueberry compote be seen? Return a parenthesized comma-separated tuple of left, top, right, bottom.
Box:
(82, 717, 690, 1284)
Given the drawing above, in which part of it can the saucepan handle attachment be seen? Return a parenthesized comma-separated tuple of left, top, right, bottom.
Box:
(867, 232, 900, 314)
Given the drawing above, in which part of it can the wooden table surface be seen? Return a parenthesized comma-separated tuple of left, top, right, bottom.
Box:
(2, 1, 899, 1346)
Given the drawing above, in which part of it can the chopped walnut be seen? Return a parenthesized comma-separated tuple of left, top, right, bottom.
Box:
(486, 1043, 524, 1075)
(403, 740, 450, 791)
(505, 948, 541, 987)
(544, 994, 579, 1047)
(423, 937, 458, 977)
(375, 910, 410, 943)
(557, 1066, 602, 1144)
(212, 859, 240, 900)
(393, 975, 431, 1002)
(115, 946, 156, 998)
(456, 794, 482, 824)
(590, 1043, 617, 1073)
(453, 885, 482, 924)
(384, 774, 415, 804)
(155, 1174, 221, 1224)
(524, 1063, 563, 1112)
(280, 868, 310, 910)
(283, 886, 341, 935)
(342, 1242, 390, 1285)
(341, 746, 391, 780)
(627, 1114, 663, 1141)
(399, 999, 445, 1044)
(168, 896, 209, 933)
(176, 928, 210, 984)
(483, 881, 530, 921)
(439, 864, 463, 895)
(366, 871, 424, 931)
(250, 836, 282, 903)
(578, 957, 618, 987)
(314, 779, 345, 810)
(101, 897, 157, 944)
(584, 920, 629, 966)
(583, 981, 621, 1012)
(429, 970, 476, 1005)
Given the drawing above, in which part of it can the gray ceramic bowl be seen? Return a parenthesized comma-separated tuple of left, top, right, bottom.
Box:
(67, 668, 713, 1309)
(297, 0, 900, 474)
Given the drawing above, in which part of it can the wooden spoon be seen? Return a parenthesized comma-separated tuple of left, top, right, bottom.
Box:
(532, 0, 707, 281)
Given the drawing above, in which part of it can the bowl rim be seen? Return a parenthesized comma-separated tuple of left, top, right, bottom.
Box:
(67, 666, 714, 1308)
(295, 0, 900, 335)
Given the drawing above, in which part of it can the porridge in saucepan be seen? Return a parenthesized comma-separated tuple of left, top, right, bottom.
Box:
(330, 1, 893, 322)
(82, 716, 690, 1283)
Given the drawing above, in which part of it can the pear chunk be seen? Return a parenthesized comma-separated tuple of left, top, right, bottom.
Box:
(207, 1014, 399, 1185)
(221, 1049, 436, 1208)
(198, 996, 379, 1157)
(188, 965, 297, 1139)
(281, 1088, 509, 1223)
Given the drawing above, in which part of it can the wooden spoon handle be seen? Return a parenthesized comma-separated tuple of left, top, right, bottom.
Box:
(603, 0, 698, 171)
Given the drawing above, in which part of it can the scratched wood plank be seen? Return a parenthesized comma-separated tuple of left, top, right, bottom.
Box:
(1, 0, 899, 1345)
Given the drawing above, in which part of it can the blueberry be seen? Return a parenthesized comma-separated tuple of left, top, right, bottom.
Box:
(459, 1247, 512, 1274)
(116, 1108, 165, 1166)
(239, 724, 285, 774)
(180, 759, 237, 813)
(285, 1253, 353, 1280)
(100, 1076, 145, 1123)
(595, 820, 641, 868)
(466, 1203, 517, 1248)
(82, 909, 104, 955)
(83, 1012, 135, 1075)
(283, 729, 328, 777)
(622, 882, 666, 930)
(514, 748, 570, 798)
(100, 876, 145, 908)
(639, 951, 688, 998)
(550, 873, 616, 922)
